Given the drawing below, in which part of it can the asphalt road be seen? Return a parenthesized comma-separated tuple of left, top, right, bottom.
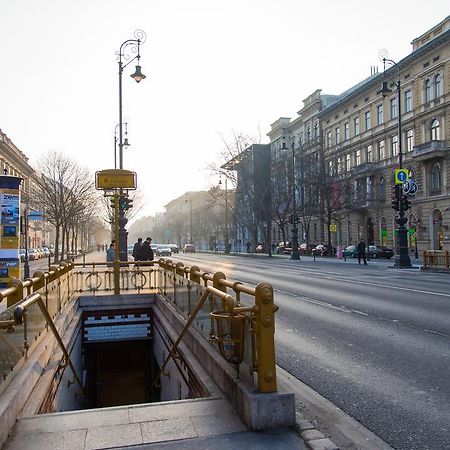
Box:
(172, 252, 450, 450)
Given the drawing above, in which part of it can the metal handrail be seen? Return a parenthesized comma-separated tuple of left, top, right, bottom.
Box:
(13, 292, 83, 392)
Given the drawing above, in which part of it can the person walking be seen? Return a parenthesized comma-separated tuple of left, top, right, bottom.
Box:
(106, 242, 115, 268)
(141, 237, 154, 262)
(132, 237, 143, 261)
(357, 239, 367, 265)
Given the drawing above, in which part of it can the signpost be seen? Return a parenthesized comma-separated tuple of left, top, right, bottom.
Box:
(95, 169, 137, 190)
(394, 168, 409, 185)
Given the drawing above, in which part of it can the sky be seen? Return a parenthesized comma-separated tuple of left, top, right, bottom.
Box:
(1, 0, 448, 221)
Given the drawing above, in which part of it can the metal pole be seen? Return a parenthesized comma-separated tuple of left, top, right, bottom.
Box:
(224, 179, 229, 253)
(23, 206, 30, 279)
(114, 193, 120, 295)
(393, 75, 412, 268)
(118, 60, 123, 170)
(291, 142, 300, 260)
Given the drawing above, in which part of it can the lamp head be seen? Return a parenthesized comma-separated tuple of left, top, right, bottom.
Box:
(123, 137, 130, 148)
(131, 65, 146, 83)
(379, 81, 392, 98)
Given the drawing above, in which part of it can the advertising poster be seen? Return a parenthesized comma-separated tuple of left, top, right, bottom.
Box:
(0, 176, 22, 289)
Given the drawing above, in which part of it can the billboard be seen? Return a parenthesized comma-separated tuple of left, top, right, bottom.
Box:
(0, 176, 22, 289)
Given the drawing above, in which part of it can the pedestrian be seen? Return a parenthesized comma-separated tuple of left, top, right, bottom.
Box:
(141, 237, 154, 262)
(357, 239, 367, 265)
(132, 237, 143, 261)
(106, 242, 115, 267)
(246, 241, 251, 253)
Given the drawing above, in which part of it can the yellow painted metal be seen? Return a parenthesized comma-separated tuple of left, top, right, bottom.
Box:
(254, 282, 278, 393)
(113, 193, 120, 295)
(95, 169, 136, 190)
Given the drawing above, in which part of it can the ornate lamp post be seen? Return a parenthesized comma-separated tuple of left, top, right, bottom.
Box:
(116, 30, 146, 261)
(114, 122, 129, 169)
(379, 51, 412, 268)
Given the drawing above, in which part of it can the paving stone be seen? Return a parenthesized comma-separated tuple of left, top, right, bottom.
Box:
(4, 429, 86, 450)
(307, 437, 339, 450)
(302, 428, 326, 441)
(190, 413, 247, 437)
(16, 407, 129, 433)
(140, 417, 197, 444)
(85, 423, 142, 449)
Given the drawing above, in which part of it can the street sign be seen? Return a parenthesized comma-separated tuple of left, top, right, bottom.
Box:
(95, 169, 137, 190)
(402, 180, 411, 194)
(329, 224, 337, 232)
(394, 168, 409, 185)
(409, 181, 418, 195)
(413, 231, 418, 238)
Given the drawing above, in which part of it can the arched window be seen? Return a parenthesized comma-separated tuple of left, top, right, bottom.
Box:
(314, 123, 319, 138)
(424, 78, 432, 102)
(430, 162, 441, 192)
(434, 74, 442, 98)
(431, 119, 440, 140)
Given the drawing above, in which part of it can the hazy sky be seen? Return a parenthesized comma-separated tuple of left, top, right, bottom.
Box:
(1, 1, 448, 219)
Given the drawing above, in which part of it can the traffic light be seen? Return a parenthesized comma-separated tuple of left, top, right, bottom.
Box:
(110, 196, 116, 209)
(118, 196, 133, 211)
(391, 185, 400, 211)
(401, 194, 410, 211)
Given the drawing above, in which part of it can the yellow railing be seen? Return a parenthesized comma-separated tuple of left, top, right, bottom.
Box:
(423, 250, 450, 269)
(0, 258, 279, 393)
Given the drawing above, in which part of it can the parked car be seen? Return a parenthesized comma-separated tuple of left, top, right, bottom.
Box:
(255, 244, 264, 253)
(168, 244, 179, 254)
(42, 247, 50, 257)
(276, 242, 291, 254)
(311, 244, 331, 257)
(368, 245, 394, 259)
(127, 245, 134, 255)
(19, 249, 26, 262)
(28, 249, 38, 260)
(343, 245, 367, 258)
(183, 244, 195, 253)
(156, 245, 172, 257)
(151, 243, 158, 252)
(299, 243, 316, 255)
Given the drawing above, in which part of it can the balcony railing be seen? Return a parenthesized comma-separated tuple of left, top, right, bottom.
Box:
(413, 140, 448, 160)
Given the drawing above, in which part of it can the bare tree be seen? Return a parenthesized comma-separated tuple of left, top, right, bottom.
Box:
(33, 151, 97, 261)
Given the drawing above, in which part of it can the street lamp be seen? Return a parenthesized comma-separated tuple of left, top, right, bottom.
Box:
(380, 52, 412, 268)
(116, 30, 146, 261)
(113, 122, 129, 169)
(185, 194, 193, 244)
(281, 140, 300, 260)
(219, 178, 230, 253)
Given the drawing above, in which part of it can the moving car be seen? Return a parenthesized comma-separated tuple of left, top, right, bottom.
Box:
(19, 249, 26, 262)
(168, 244, 179, 254)
(183, 244, 195, 253)
(343, 245, 358, 258)
(28, 249, 38, 260)
(156, 245, 172, 257)
(311, 244, 330, 257)
(127, 245, 134, 255)
(368, 245, 394, 259)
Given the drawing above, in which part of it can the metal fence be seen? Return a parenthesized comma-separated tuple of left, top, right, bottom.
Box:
(0, 258, 278, 394)
(423, 250, 450, 269)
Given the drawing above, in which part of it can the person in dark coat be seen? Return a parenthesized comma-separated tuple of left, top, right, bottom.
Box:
(141, 237, 154, 262)
(357, 239, 367, 265)
(132, 237, 143, 261)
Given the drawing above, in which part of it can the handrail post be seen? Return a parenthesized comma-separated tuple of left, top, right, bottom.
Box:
(7, 279, 24, 308)
(254, 282, 278, 393)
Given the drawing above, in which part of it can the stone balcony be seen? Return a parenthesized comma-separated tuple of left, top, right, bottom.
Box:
(413, 140, 449, 161)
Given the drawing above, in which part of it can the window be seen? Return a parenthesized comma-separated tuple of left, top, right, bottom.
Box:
(335, 127, 340, 144)
(364, 111, 371, 130)
(431, 119, 440, 140)
(379, 177, 386, 201)
(337, 157, 342, 174)
(314, 123, 319, 138)
(376, 104, 383, 125)
(326, 131, 331, 148)
(344, 123, 349, 140)
(307, 127, 311, 141)
(390, 97, 398, 119)
(328, 159, 333, 175)
(405, 90, 412, 112)
(378, 140, 385, 160)
(356, 149, 361, 166)
(366, 144, 372, 162)
(391, 135, 398, 156)
(354, 117, 360, 135)
(434, 74, 442, 98)
(430, 162, 441, 191)
(346, 153, 351, 171)
(424, 78, 432, 102)
(406, 129, 414, 152)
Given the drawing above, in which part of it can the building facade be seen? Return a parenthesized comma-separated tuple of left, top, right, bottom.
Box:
(262, 17, 449, 255)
